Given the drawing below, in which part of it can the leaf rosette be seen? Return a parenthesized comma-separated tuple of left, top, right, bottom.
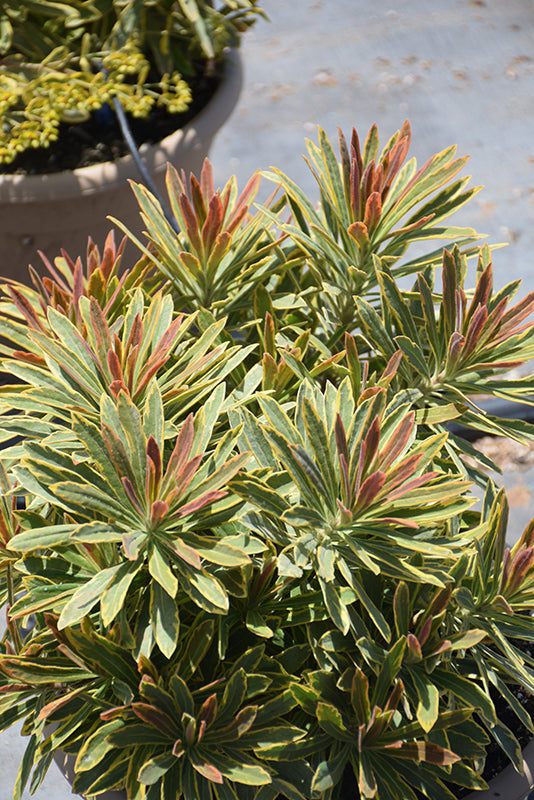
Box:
(8, 384, 252, 655)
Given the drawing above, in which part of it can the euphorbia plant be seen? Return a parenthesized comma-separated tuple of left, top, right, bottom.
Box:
(2, 122, 534, 800)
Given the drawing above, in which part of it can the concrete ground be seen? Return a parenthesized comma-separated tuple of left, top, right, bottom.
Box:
(2, 1, 534, 797)
(212, 0, 534, 296)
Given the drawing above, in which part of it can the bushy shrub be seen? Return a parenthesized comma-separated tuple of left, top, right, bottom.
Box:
(2, 122, 534, 800)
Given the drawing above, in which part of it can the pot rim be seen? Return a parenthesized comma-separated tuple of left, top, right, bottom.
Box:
(0, 48, 242, 203)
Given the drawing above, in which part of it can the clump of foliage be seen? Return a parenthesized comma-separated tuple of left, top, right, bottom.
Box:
(2, 122, 534, 800)
(0, 0, 263, 164)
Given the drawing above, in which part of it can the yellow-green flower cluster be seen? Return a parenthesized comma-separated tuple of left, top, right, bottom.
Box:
(157, 72, 193, 115)
(101, 48, 148, 78)
(0, 42, 192, 165)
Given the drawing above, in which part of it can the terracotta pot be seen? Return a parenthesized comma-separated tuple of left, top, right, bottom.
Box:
(0, 50, 242, 281)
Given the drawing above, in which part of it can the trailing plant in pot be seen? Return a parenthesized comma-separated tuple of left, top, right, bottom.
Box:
(0, 0, 264, 277)
(2, 122, 534, 800)
(0, 0, 263, 167)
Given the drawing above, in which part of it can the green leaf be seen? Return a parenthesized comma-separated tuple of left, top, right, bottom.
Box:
(268, 431, 330, 510)
(138, 752, 177, 785)
(169, 675, 195, 715)
(149, 543, 178, 598)
(257, 394, 301, 446)
(448, 629, 487, 651)
(395, 335, 431, 378)
(71, 413, 126, 498)
(233, 406, 277, 469)
(350, 669, 371, 725)
(69, 521, 125, 544)
(177, 564, 229, 613)
(75, 720, 124, 772)
(150, 581, 180, 658)
(301, 398, 338, 503)
(109, 392, 147, 490)
(319, 579, 351, 634)
(378, 272, 421, 344)
(231, 475, 289, 517)
(359, 756, 385, 800)
(337, 560, 391, 642)
(100, 560, 142, 626)
(13, 733, 38, 800)
(414, 403, 463, 425)
(255, 690, 298, 726)
(53, 480, 137, 524)
(8, 523, 76, 552)
(66, 628, 139, 688)
(180, 619, 215, 679)
(385, 741, 460, 767)
(283, 505, 327, 528)
(393, 582, 410, 637)
(219, 668, 247, 721)
(246, 610, 274, 638)
(432, 669, 497, 725)
(0, 694, 36, 735)
(316, 702, 351, 740)
(487, 719, 523, 770)
(354, 297, 397, 360)
(32, 313, 104, 396)
(392, 760, 463, 800)
(143, 379, 165, 452)
(410, 667, 439, 732)
(311, 748, 349, 795)
(0, 657, 95, 684)
(189, 751, 223, 784)
(106, 724, 171, 747)
(372, 637, 406, 708)
(58, 563, 123, 629)
(177, 0, 214, 58)
(208, 753, 272, 786)
(184, 534, 250, 567)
